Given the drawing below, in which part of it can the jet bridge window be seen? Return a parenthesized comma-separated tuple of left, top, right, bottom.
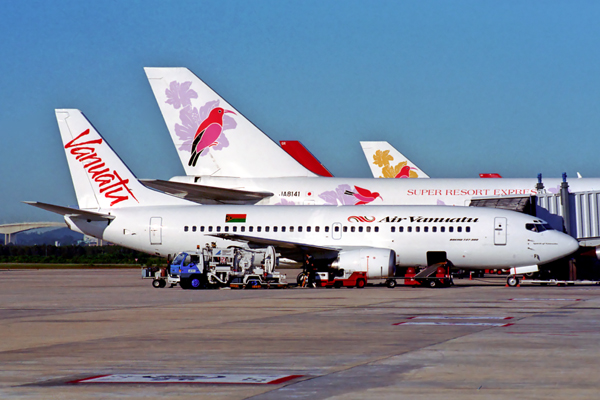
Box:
(184, 226, 189, 232)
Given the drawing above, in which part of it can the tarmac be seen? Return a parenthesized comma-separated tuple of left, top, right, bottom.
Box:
(1, 268, 600, 399)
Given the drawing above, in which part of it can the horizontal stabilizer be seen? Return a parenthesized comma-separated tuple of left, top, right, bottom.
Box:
(23, 201, 114, 221)
(140, 180, 273, 205)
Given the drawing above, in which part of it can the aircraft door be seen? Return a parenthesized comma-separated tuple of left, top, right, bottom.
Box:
(494, 217, 507, 245)
(332, 222, 342, 240)
(150, 217, 162, 245)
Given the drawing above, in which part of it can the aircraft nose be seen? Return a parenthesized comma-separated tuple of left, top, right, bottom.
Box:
(564, 235, 580, 256)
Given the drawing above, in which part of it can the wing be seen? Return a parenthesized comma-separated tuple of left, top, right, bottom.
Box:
(23, 201, 114, 221)
(140, 179, 273, 205)
(210, 233, 341, 262)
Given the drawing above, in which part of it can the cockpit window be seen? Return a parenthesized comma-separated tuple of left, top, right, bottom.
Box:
(526, 223, 553, 232)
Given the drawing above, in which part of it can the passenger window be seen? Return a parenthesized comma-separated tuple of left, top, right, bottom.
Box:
(466, 226, 470, 233)
(216, 226, 221, 232)
(415, 226, 420, 233)
(315, 226, 320, 233)
(351, 226, 356, 232)
(399, 226, 404, 233)
(366, 226, 371, 233)
(224, 226, 229, 232)
(334, 226, 340, 232)
(290, 226, 294, 232)
(307, 226, 311, 232)
(424, 226, 428, 233)
(241, 226, 245, 232)
(265, 226, 270, 232)
(441, 226, 445, 232)
(281, 226, 286, 232)
(325, 226, 329, 233)
(457, 226, 462, 233)
(407, 226, 412, 233)
(374, 226, 379, 233)
(343, 226, 348, 232)
(192, 226, 197, 232)
(391, 227, 396, 233)
(208, 226, 213, 232)
(257, 226, 262, 232)
(449, 226, 454, 233)
(273, 226, 277, 232)
(358, 227, 363, 233)
(249, 226, 253, 232)
(233, 226, 237, 232)
(184, 226, 189, 232)
(298, 226, 303, 232)
(200, 226, 205, 232)
(432, 226, 437, 233)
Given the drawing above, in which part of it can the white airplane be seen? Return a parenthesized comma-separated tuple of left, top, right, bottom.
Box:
(143, 67, 600, 246)
(360, 141, 429, 178)
(25, 110, 578, 283)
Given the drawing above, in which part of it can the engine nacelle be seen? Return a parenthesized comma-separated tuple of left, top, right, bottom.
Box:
(330, 248, 396, 279)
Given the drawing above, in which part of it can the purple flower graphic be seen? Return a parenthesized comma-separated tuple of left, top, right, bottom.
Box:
(318, 184, 358, 206)
(274, 198, 296, 205)
(165, 81, 198, 109)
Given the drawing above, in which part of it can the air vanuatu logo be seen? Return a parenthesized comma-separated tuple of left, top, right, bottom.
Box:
(348, 216, 376, 223)
(64, 130, 138, 207)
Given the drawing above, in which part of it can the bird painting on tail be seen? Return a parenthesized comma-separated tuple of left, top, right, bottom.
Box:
(344, 186, 383, 205)
(188, 107, 236, 167)
(395, 165, 417, 178)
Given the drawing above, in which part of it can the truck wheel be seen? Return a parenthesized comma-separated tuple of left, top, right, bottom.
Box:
(386, 279, 397, 289)
(356, 279, 366, 289)
(428, 280, 437, 288)
(159, 280, 166, 288)
(507, 276, 519, 287)
(190, 276, 202, 289)
(179, 279, 190, 290)
(152, 279, 162, 288)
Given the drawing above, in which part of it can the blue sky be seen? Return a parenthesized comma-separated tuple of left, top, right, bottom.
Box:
(1, 0, 600, 223)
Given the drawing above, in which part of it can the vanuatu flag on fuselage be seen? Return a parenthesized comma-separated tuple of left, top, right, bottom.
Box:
(225, 214, 247, 223)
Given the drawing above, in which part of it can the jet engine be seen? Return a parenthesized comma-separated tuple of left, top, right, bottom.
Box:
(330, 248, 396, 278)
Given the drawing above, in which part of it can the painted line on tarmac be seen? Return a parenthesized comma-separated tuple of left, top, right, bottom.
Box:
(509, 298, 582, 301)
(69, 374, 303, 385)
(394, 321, 514, 327)
(407, 316, 514, 320)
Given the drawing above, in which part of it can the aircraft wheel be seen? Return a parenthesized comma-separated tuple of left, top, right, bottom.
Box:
(386, 279, 397, 288)
(507, 276, 519, 287)
(356, 279, 366, 289)
(152, 279, 162, 288)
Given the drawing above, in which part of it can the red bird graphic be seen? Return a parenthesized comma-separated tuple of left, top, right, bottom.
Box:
(395, 165, 416, 178)
(188, 107, 236, 167)
(344, 186, 383, 205)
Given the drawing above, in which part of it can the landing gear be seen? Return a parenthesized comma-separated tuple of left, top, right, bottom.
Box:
(507, 275, 519, 287)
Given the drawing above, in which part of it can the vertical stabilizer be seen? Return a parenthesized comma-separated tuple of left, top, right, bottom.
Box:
(56, 109, 191, 210)
(360, 141, 429, 179)
(144, 67, 316, 178)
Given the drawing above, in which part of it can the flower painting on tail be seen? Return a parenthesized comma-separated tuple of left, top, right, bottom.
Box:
(372, 149, 420, 178)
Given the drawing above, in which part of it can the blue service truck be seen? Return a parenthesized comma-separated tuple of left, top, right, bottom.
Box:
(143, 245, 287, 289)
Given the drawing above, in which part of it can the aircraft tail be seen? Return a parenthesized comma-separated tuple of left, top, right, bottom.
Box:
(144, 67, 316, 178)
(360, 141, 429, 179)
(56, 109, 191, 210)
